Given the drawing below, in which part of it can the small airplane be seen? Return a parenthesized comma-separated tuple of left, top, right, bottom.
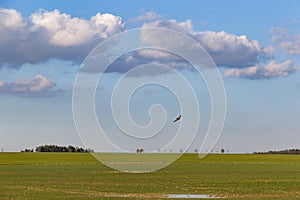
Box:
(173, 115, 182, 123)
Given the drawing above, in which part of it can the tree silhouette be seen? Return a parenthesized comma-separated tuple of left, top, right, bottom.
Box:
(254, 149, 300, 155)
(22, 145, 93, 153)
(136, 148, 144, 153)
(221, 148, 225, 154)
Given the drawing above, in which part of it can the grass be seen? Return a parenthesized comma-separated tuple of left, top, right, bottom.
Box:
(0, 153, 300, 199)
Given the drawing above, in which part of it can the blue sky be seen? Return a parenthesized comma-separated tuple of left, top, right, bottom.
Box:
(0, 0, 299, 152)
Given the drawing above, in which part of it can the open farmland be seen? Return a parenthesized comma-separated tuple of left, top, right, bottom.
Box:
(0, 153, 300, 199)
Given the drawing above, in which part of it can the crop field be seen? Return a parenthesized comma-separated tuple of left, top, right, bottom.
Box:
(0, 153, 300, 199)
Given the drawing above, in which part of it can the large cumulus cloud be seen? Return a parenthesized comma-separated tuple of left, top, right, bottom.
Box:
(0, 8, 125, 68)
(142, 20, 274, 68)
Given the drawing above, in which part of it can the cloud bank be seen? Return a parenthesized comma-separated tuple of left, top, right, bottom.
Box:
(86, 19, 277, 76)
(0, 8, 298, 80)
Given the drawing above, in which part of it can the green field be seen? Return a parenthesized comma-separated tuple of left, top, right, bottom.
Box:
(0, 153, 300, 199)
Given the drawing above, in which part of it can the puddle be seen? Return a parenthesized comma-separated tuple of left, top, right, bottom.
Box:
(168, 194, 222, 199)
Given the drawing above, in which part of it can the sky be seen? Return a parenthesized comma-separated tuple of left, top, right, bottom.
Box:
(0, 0, 300, 153)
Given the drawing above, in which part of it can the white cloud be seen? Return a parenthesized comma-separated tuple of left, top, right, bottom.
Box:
(142, 20, 273, 68)
(0, 8, 125, 68)
(271, 27, 300, 55)
(0, 8, 27, 30)
(144, 19, 192, 34)
(31, 9, 124, 46)
(223, 60, 299, 79)
(0, 74, 59, 96)
(130, 11, 163, 24)
(137, 49, 181, 61)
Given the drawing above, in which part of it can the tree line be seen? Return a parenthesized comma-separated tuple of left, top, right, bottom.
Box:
(254, 149, 300, 155)
(21, 145, 94, 153)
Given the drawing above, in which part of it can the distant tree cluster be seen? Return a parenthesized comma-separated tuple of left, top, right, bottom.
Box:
(254, 149, 300, 155)
(21, 145, 94, 153)
(21, 148, 34, 152)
